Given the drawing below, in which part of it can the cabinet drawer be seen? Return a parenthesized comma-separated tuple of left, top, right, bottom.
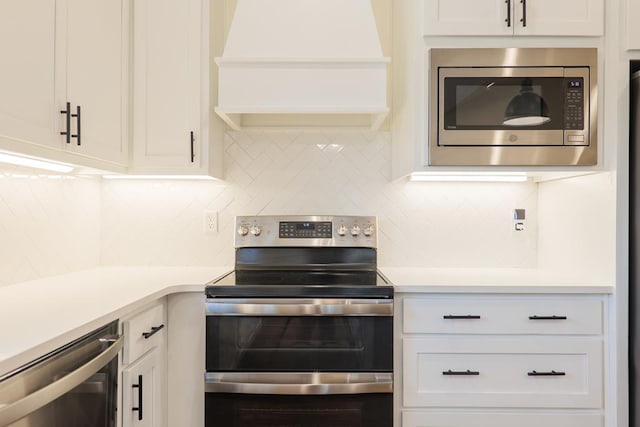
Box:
(123, 303, 165, 364)
(403, 336, 603, 408)
(402, 411, 602, 427)
(403, 296, 602, 335)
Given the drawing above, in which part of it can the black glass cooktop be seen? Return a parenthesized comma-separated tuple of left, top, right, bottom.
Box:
(205, 270, 393, 299)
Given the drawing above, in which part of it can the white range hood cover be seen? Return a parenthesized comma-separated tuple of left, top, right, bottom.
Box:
(215, 0, 389, 130)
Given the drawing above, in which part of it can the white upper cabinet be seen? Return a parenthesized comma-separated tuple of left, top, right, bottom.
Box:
(131, 0, 221, 177)
(0, 0, 61, 151)
(628, 0, 640, 49)
(0, 0, 128, 171)
(423, 0, 604, 36)
(63, 0, 128, 166)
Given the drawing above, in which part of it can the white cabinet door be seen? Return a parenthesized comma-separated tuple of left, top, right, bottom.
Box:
(628, 0, 640, 49)
(123, 348, 163, 427)
(0, 0, 62, 150)
(64, 0, 128, 165)
(515, 0, 604, 36)
(402, 411, 603, 427)
(131, 0, 206, 173)
(423, 0, 512, 36)
(423, 0, 603, 36)
(403, 336, 603, 408)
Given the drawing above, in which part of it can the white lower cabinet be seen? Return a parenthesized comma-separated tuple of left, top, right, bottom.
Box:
(121, 301, 166, 427)
(398, 294, 607, 427)
(403, 411, 602, 427)
(123, 348, 162, 427)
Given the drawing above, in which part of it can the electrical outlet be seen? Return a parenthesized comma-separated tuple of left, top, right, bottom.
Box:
(204, 211, 218, 233)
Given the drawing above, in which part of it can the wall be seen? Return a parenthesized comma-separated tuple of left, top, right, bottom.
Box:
(101, 131, 538, 268)
(0, 165, 101, 286)
(537, 171, 616, 282)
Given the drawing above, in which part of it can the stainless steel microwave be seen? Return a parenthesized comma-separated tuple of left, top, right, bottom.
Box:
(429, 48, 597, 166)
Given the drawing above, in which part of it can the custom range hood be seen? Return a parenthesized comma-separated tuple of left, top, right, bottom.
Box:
(215, 0, 389, 131)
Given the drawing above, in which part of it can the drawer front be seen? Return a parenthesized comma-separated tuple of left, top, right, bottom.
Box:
(123, 303, 165, 364)
(403, 296, 603, 335)
(403, 336, 603, 408)
(402, 411, 603, 427)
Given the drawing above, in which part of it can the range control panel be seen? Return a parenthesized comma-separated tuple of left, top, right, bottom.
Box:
(235, 215, 377, 248)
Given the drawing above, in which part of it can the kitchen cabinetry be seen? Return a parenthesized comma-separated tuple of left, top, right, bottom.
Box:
(121, 301, 166, 427)
(628, 0, 640, 49)
(0, 0, 128, 172)
(131, 0, 222, 177)
(398, 294, 606, 426)
(423, 0, 604, 36)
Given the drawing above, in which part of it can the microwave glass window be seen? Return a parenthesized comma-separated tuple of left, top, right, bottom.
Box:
(443, 77, 566, 131)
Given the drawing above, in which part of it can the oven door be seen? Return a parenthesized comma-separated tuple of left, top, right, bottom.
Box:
(205, 298, 393, 372)
(205, 298, 393, 426)
(206, 394, 391, 427)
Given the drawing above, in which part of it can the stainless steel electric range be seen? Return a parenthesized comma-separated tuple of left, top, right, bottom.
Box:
(205, 215, 393, 427)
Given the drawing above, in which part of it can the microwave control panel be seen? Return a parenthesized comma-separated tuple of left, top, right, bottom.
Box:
(564, 77, 585, 131)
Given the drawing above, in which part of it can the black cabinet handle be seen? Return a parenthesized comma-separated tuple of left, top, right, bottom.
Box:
(443, 315, 481, 320)
(71, 105, 81, 146)
(190, 131, 195, 163)
(520, 0, 527, 27)
(528, 370, 565, 376)
(142, 324, 164, 339)
(443, 369, 480, 376)
(529, 315, 567, 320)
(60, 102, 71, 144)
(505, 0, 511, 27)
(132, 374, 143, 420)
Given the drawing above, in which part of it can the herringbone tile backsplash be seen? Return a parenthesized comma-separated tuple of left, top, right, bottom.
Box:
(0, 131, 539, 286)
(102, 131, 538, 268)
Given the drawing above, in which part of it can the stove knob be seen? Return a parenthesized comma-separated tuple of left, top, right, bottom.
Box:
(363, 225, 375, 237)
(350, 225, 361, 237)
(250, 225, 262, 236)
(237, 225, 249, 236)
(337, 225, 347, 236)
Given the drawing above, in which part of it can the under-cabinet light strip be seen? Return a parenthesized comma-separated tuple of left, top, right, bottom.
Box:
(0, 152, 74, 173)
(102, 175, 218, 181)
(409, 172, 528, 183)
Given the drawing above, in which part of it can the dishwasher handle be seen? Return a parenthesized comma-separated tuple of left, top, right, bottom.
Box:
(0, 335, 123, 426)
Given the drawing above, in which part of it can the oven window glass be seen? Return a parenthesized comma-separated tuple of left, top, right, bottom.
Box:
(206, 393, 392, 427)
(443, 76, 567, 130)
(206, 316, 392, 372)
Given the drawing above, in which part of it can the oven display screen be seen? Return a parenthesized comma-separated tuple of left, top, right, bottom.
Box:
(279, 221, 332, 238)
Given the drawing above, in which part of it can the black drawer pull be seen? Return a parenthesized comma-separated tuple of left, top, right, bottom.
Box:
(442, 370, 480, 376)
(528, 370, 566, 376)
(132, 374, 143, 420)
(443, 315, 481, 319)
(142, 324, 164, 339)
(529, 315, 567, 320)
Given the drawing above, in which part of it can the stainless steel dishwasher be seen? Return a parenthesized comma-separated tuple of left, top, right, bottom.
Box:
(0, 320, 122, 427)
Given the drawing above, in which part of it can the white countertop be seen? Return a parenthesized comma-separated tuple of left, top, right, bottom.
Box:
(381, 267, 614, 294)
(0, 265, 613, 377)
(0, 266, 230, 377)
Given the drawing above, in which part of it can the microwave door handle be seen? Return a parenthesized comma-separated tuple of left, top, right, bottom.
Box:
(205, 373, 393, 395)
(0, 335, 123, 426)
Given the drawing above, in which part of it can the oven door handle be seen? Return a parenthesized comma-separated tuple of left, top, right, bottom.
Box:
(0, 335, 123, 426)
(206, 298, 393, 316)
(204, 372, 393, 395)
